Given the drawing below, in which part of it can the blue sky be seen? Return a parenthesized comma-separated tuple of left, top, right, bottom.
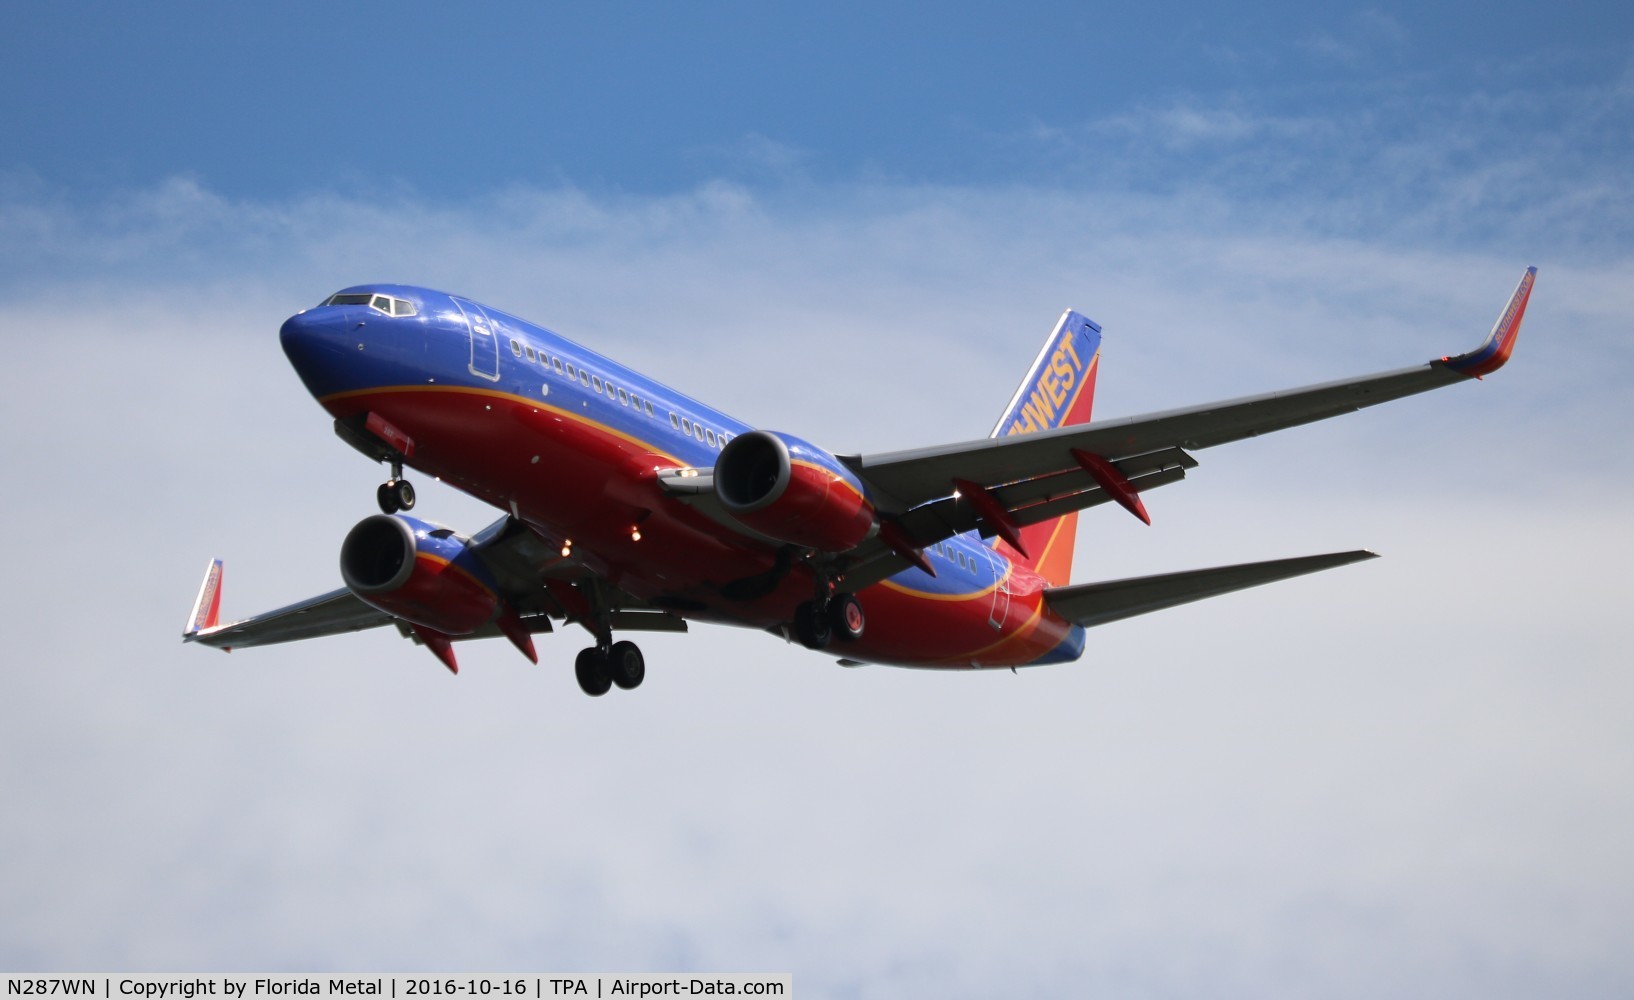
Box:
(7, 2, 1631, 206)
(2, 5, 1632, 997)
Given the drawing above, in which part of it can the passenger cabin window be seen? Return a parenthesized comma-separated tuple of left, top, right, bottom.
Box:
(579, 371, 590, 387)
(552, 358, 563, 374)
(669, 413, 680, 429)
(592, 375, 603, 392)
(681, 417, 693, 435)
(565, 363, 576, 379)
(525, 345, 536, 362)
(617, 388, 629, 406)
(511, 339, 522, 357)
(705, 429, 717, 447)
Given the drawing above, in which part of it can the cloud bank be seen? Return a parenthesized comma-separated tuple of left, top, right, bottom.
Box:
(1, 64, 1632, 998)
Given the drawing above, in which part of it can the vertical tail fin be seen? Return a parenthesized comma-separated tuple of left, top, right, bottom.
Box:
(991, 310, 1102, 587)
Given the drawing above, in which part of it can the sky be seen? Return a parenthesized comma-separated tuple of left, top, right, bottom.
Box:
(2, 3, 1632, 997)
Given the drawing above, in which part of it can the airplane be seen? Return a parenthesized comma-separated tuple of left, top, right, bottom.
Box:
(184, 267, 1536, 696)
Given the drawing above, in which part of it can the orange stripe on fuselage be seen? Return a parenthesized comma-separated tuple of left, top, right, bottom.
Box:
(790, 457, 868, 506)
(320, 383, 685, 465)
(951, 598, 1049, 664)
(413, 551, 495, 598)
(856, 581, 1069, 667)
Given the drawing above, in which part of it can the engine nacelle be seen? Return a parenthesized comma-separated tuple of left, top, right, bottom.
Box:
(714, 430, 875, 552)
(339, 514, 498, 635)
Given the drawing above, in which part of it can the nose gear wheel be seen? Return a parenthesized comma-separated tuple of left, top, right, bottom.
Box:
(376, 479, 416, 514)
(376, 455, 416, 513)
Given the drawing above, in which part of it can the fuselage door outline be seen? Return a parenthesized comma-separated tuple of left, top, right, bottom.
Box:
(986, 543, 1013, 631)
(453, 296, 501, 381)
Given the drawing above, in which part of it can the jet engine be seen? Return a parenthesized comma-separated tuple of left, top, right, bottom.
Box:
(714, 430, 875, 552)
(339, 514, 499, 634)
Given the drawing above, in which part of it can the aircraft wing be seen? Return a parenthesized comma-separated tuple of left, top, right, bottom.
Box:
(843, 267, 1536, 531)
(1043, 550, 1378, 629)
(184, 580, 395, 650)
(184, 514, 684, 653)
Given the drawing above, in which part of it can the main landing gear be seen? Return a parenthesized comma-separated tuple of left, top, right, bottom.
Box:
(793, 592, 864, 650)
(376, 456, 416, 514)
(574, 640, 645, 697)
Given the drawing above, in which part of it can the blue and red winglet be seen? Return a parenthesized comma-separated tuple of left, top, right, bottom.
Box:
(1443, 267, 1536, 379)
(185, 558, 225, 638)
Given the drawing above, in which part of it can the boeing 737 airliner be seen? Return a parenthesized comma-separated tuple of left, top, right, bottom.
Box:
(184, 268, 1536, 696)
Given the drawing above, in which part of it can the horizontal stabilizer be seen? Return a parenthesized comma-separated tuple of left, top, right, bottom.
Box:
(1044, 550, 1378, 629)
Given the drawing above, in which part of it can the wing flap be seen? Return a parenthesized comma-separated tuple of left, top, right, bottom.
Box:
(889, 447, 1196, 547)
(1044, 550, 1378, 629)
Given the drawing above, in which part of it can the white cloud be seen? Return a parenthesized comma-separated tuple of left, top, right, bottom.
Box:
(1006, 58, 1634, 260)
(0, 133, 1630, 996)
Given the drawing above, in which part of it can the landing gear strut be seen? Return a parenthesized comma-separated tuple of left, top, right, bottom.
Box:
(376, 456, 416, 514)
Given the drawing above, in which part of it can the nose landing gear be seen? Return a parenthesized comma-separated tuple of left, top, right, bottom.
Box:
(376, 479, 416, 514)
(376, 457, 416, 514)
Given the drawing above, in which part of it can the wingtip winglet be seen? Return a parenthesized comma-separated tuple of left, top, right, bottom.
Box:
(183, 558, 225, 639)
(1443, 266, 1536, 379)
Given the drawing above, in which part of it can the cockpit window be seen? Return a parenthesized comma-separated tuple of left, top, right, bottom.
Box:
(322, 292, 418, 317)
(324, 293, 374, 307)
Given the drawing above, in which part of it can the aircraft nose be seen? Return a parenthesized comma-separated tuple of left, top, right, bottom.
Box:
(280, 308, 353, 396)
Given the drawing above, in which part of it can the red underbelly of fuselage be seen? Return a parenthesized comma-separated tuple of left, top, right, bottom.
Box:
(323, 385, 1076, 668)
